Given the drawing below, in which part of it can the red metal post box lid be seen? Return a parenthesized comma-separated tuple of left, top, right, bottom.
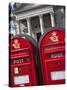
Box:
(39, 27, 65, 47)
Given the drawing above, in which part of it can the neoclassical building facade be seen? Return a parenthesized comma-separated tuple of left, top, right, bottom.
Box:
(10, 4, 65, 42)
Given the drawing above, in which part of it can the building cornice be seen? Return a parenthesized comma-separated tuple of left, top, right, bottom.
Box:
(16, 6, 54, 20)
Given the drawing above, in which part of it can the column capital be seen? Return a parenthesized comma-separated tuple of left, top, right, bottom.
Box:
(50, 12, 54, 14)
(26, 17, 31, 21)
(39, 14, 43, 18)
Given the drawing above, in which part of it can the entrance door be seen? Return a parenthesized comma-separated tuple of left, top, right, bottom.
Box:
(36, 32, 41, 42)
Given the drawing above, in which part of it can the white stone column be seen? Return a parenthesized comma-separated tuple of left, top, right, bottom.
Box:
(10, 20, 16, 35)
(39, 15, 44, 35)
(16, 21, 20, 34)
(18, 20, 22, 34)
(20, 23, 25, 34)
(13, 21, 17, 35)
(18, 20, 25, 34)
(50, 12, 55, 27)
(26, 18, 32, 36)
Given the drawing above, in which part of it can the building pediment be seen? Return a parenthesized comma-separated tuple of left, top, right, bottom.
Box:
(14, 3, 35, 14)
(14, 3, 52, 15)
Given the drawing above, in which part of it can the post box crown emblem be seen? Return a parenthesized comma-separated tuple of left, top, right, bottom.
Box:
(50, 32, 59, 42)
(12, 39, 20, 49)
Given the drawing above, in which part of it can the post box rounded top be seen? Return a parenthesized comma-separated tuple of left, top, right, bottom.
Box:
(39, 27, 65, 48)
(9, 34, 37, 52)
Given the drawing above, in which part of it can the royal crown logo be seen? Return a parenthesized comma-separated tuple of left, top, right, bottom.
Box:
(50, 32, 59, 42)
(13, 39, 20, 49)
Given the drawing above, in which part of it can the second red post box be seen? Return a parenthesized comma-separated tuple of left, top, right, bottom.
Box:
(9, 35, 38, 87)
(39, 28, 65, 85)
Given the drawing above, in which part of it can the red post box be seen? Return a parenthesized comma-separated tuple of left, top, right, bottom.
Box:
(39, 28, 65, 85)
(9, 35, 38, 87)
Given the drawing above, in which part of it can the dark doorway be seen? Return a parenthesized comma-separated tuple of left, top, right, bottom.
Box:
(36, 32, 41, 42)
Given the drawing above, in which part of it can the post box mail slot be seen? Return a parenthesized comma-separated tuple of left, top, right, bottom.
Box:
(39, 28, 65, 85)
(9, 35, 38, 87)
